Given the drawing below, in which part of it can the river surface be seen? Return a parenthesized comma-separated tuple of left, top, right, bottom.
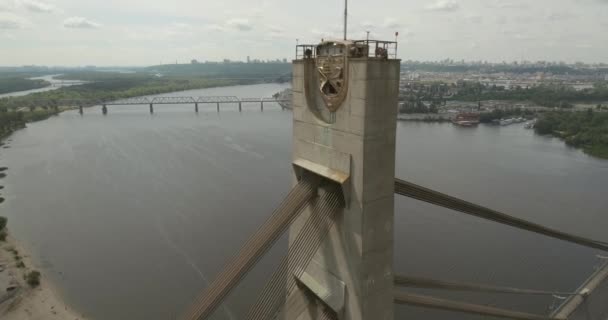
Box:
(1, 83, 608, 320)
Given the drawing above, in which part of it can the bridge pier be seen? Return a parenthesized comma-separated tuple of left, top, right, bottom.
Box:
(260, 101, 264, 112)
(149, 103, 154, 114)
(102, 105, 107, 115)
(216, 102, 220, 113)
(78, 105, 83, 114)
(195, 103, 199, 113)
(238, 102, 242, 112)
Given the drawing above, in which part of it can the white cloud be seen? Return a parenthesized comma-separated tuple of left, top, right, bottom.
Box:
(496, 16, 507, 24)
(266, 25, 281, 33)
(468, 15, 483, 23)
(63, 16, 100, 29)
(512, 33, 536, 41)
(160, 23, 194, 39)
(426, 0, 460, 12)
(0, 0, 15, 11)
(1, 0, 607, 65)
(17, 0, 55, 13)
(486, 1, 528, 9)
(266, 25, 285, 38)
(0, 12, 28, 29)
(226, 18, 252, 31)
(382, 17, 401, 29)
(126, 23, 196, 42)
(547, 12, 574, 21)
(398, 29, 414, 37)
(206, 24, 225, 32)
(361, 21, 374, 30)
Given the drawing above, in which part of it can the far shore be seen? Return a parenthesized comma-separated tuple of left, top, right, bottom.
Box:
(0, 233, 88, 320)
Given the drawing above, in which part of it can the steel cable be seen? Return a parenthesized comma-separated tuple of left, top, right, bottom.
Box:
(186, 181, 312, 320)
(394, 178, 608, 251)
(394, 291, 561, 320)
(394, 275, 581, 296)
(183, 178, 316, 320)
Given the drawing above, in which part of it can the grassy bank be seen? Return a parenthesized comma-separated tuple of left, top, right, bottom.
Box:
(535, 110, 608, 159)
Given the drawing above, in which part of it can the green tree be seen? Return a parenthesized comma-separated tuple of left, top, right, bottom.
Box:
(0, 216, 7, 230)
(26, 270, 41, 287)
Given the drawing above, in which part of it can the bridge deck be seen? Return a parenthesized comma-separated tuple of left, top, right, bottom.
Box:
(13, 96, 290, 107)
(552, 259, 608, 319)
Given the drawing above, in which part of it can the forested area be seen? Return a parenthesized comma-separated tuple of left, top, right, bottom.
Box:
(401, 62, 606, 76)
(535, 110, 608, 159)
(0, 77, 49, 94)
(453, 82, 608, 107)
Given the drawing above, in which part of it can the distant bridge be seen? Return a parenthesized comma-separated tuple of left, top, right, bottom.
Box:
(17, 96, 292, 114)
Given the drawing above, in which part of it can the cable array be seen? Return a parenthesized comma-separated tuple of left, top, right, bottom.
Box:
(182, 178, 316, 320)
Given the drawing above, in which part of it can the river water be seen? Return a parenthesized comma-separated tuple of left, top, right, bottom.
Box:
(1, 83, 607, 320)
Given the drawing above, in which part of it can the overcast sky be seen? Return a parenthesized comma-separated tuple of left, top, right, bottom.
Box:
(0, 0, 607, 66)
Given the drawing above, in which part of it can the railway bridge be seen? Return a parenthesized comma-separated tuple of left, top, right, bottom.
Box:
(13, 95, 291, 114)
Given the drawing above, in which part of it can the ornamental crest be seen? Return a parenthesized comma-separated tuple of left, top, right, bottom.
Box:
(316, 41, 349, 112)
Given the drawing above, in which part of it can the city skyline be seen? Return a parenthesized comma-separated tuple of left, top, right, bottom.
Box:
(1, 0, 608, 66)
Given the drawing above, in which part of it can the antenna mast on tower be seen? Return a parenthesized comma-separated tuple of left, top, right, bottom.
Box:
(344, 0, 348, 40)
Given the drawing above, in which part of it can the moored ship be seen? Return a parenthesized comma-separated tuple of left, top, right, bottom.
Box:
(452, 112, 480, 127)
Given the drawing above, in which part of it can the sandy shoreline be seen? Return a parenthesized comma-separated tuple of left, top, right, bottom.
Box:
(0, 233, 87, 320)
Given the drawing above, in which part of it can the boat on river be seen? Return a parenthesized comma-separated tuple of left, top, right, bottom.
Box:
(524, 120, 537, 129)
(452, 113, 480, 127)
(500, 118, 515, 126)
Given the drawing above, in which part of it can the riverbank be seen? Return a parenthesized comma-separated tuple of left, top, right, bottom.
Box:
(0, 109, 62, 142)
(397, 113, 452, 122)
(0, 106, 84, 319)
(0, 233, 87, 320)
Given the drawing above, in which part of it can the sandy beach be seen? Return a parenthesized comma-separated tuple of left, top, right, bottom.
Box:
(0, 233, 87, 320)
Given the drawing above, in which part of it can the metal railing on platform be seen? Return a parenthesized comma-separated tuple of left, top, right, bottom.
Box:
(352, 40, 398, 59)
(295, 44, 316, 60)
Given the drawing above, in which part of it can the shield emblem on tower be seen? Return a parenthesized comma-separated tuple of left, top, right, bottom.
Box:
(316, 41, 349, 112)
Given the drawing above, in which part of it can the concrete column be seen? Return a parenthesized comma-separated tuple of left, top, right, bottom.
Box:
(149, 103, 154, 114)
(217, 102, 220, 112)
(238, 102, 242, 112)
(79, 105, 83, 114)
(261, 101, 264, 112)
(102, 105, 107, 115)
(287, 56, 400, 320)
(195, 103, 199, 113)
